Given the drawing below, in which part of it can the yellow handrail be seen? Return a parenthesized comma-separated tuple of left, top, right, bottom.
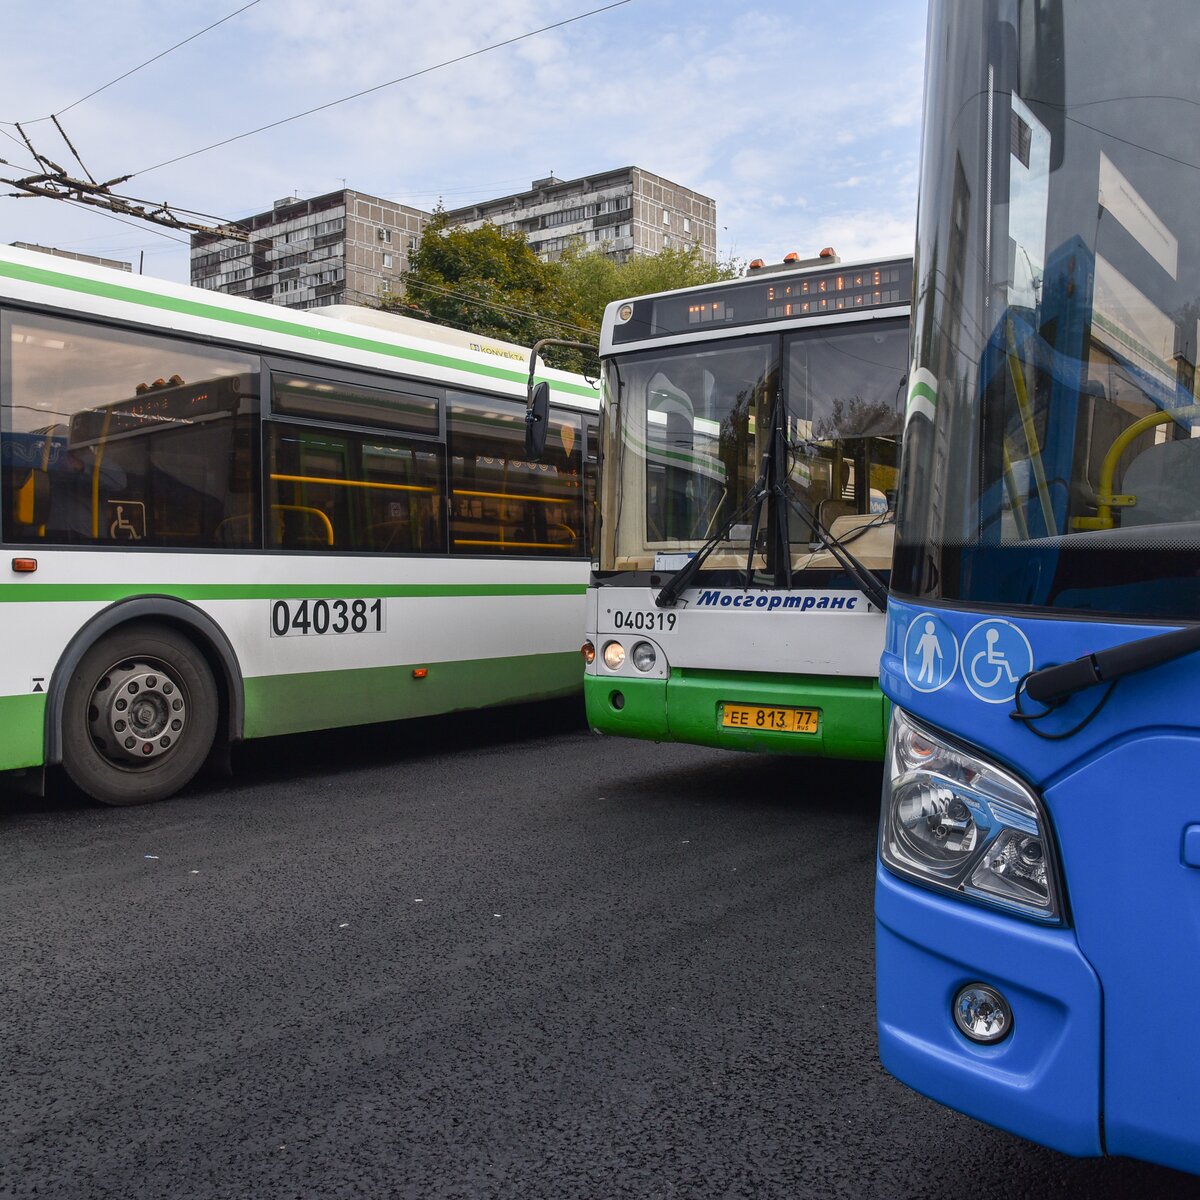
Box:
(1073, 405, 1200, 531)
(270, 472, 434, 494)
(452, 487, 569, 505)
(1000, 440, 1030, 540)
(1005, 320, 1056, 534)
(91, 410, 113, 539)
(272, 503, 334, 545)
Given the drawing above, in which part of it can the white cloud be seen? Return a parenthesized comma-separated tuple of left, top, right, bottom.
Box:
(0, 0, 925, 280)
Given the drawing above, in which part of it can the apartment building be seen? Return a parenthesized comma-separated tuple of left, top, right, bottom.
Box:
(191, 168, 716, 308)
(444, 167, 717, 264)
(190, 190, 428, 310)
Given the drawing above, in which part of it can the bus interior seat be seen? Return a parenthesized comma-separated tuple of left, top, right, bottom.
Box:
(214, 512, 254, 546)
(815, 512, 895, 571)
(1120, 435, 1200, 526)
(273, 505, 335, 548)
(817, 497, 857, 528)
(12, 468, 50, 531)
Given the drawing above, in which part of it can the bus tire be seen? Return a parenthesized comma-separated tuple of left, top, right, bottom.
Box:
(61, 623, 218, 806)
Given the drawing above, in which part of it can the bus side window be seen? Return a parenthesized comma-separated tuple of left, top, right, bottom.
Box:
(447, 391, 584, 557)
(265, 422, 445, 553)
(2, 310, 261, 548)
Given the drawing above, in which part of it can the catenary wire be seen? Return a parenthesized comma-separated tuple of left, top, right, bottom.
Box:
(4, 0, 265, 126)
(401, 277, 597, 339)
(128, 0, 634, 179)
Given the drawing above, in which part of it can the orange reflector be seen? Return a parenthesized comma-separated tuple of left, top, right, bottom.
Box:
(12, 558, 37, 573)
(412, 668, 429, 679)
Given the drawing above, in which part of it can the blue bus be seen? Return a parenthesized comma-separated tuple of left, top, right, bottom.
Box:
(877, 0, 1200, 1175)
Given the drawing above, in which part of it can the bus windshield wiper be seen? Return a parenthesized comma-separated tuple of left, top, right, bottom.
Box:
(655, 477, 891, 612)
(654, 486, 765, 608)
(656, 385, 891, 611)
(1023, 624, 1200, 705)
(785, 493, 891, 613)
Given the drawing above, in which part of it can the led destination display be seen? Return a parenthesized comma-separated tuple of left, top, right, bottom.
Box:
(610, 258, 912, 346)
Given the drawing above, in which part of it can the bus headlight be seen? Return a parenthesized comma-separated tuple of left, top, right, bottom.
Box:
(602, 641, 626, 670)
(880, 709, 1062, 923)
(631, 641, 657, 672)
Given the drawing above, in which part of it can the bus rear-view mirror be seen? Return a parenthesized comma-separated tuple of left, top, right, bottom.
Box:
(525, 381, 550, 460)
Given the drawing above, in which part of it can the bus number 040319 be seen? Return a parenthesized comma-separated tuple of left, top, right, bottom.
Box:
(611, 610, 677, 632)
(271, 598, 386, 637)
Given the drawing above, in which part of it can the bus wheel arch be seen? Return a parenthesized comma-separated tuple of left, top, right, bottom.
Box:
(45, 599, 245, 805)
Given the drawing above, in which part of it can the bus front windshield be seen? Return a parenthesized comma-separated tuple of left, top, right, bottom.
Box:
(598, 322, 908, 580)
(896, 0, 1200, 622)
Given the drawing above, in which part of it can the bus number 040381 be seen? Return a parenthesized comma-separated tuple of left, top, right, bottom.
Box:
(271, 598, 386, 637)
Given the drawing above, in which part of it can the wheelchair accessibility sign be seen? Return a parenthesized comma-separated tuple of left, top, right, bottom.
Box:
(903, 612, 959, 693)
(961, 619, 1033, 703)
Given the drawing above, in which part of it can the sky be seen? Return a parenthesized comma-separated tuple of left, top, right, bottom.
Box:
(0, 0, 928, 285)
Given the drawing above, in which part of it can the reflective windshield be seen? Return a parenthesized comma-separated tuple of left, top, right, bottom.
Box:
(598, 319, 908, 578)
(896, 0, 1200, 620)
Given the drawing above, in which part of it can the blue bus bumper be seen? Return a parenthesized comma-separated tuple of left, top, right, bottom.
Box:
(875, 864, 1104, 1156)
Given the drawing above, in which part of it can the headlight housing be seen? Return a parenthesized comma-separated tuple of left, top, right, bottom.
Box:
(880, 708, 1063, 924)
(631, 641, 657, 672)
(602, 641, 625, 670)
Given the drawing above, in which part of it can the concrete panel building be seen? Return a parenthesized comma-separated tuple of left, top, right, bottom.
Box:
(190, 168, 716, 309)
(190, 189, 428, 310)
(444, 167, 717, 264)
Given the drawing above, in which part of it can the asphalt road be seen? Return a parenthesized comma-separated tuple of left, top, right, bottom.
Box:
(2, 701, 1198, 1199)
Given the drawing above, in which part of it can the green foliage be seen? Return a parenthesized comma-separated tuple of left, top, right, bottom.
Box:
(383, 209, 564, 350)
(556, 241, 740, 332)
(382, 212, 741, 371)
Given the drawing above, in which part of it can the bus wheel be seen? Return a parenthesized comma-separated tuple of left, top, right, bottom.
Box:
(61, 624, 218, 806)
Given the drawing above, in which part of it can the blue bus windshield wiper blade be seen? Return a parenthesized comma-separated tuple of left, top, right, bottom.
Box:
(1023, 624, 1200, 705)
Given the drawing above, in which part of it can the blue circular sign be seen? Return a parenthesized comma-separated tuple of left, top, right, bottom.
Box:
(903, 612, 959, 693)
(960, 619, 1034, 704)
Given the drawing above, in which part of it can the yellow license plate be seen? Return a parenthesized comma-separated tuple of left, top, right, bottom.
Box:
(721, 703, 820, 734)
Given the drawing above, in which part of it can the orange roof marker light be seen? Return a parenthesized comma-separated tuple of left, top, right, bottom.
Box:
(819, 246, 837, 258)
(783, 252, 800, 263)
(748, 259, 766, 271)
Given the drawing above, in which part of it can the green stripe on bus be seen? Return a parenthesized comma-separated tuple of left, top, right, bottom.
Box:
(0, 655, 580, 773)
(0, 581, 587, 603)
(0, 257, 597, 401)
(0, 693, 46, 772)
(243, 651, 581, 739)
(907, 379, 937, 408)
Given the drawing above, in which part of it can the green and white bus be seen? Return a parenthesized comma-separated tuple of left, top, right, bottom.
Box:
(584, 252, 910, 759)
(0, 244, 598, 805)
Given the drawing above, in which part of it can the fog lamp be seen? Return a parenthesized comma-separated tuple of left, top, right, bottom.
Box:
(953, 983, 1012, 1044)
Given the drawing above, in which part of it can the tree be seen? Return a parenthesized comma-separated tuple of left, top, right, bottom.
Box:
(383, 213, 741, 370)
(382, 209, 580, 351)
(556, 240, 740, 333)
